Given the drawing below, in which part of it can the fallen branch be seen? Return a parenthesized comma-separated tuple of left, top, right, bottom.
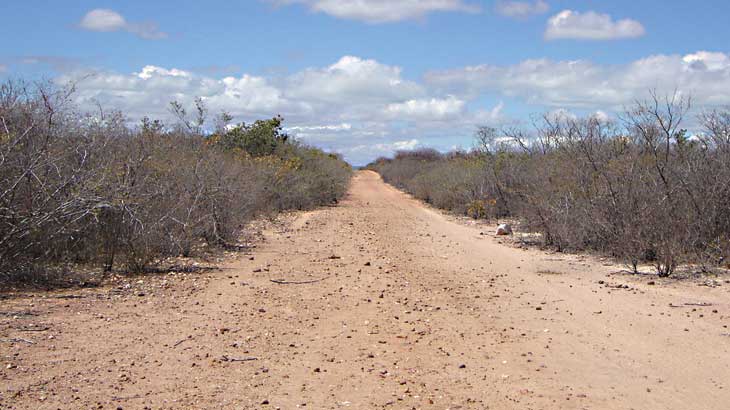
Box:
(221, 355, 258, 362)
(0, 337, 35, 344)
(270, 276, 330, 285)
(669, 302, 714, 308)
(17, 326, 49, 332)
(173, 336, 191, 347)
(0, 311, 39, 317)
(112, 394, 142, 401)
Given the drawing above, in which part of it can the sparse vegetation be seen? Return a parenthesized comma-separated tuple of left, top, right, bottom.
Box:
(369, 94, 730, 276)
(0, 80, 351, 288)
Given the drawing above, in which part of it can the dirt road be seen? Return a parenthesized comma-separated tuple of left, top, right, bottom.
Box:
(3, 170, 730, 409)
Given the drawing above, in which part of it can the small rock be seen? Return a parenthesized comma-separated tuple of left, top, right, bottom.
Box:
(496, 224, 513, 236)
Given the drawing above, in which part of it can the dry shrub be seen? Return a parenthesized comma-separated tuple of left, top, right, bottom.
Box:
(0, 80, 351, 288)
(370, 93, 730, 276)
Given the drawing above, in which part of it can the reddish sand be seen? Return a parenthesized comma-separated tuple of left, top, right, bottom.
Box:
(2, 170, 729, 409)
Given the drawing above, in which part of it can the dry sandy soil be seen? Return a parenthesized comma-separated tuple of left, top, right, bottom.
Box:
(2, 170, 730, 410)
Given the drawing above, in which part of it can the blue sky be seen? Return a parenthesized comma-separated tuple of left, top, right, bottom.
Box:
(2, 1, 729, 164)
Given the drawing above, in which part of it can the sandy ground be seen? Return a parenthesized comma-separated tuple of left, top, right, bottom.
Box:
(2, 170, 730, 410)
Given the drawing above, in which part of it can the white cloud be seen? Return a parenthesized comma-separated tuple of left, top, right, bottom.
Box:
(79, 9, 126, 31)
(59, 56, 432, 128)
(682, 51, 730, 71)
(495, 0, 548, 19)
(286, 56, 424, 111)
(545, 10, 645, 40)
(269, 0, 480, 23)
(286, 123, 353, 139)
(0, 64, 6, 73)
(54, 51, 730, 164)
(590, 110, 610, 122)
(473, 101, 505, 123)
(209, 75, 287, 113)
(385, 96, 465, 119)
(390, 139, 420, 150)
(426, 51, 730, 109)
(78, 9, 167, 39)
(545, 108, 577, 122)
(347, 139, 420, 155)
(57, 65, 287, 121)
(287, 123, 352, 132)
(57, 56, 505, 164)
(137, 66, 191, 80)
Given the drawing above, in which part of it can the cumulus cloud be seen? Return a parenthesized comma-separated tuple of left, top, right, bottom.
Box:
(682, 51, 730, 71)
(390, 139, 420, 150)
(137, 66, 191, 80)
(426, 51, 730, 109)
(58, 56, 430, 125)
(79, 9, 126, 31)
(346, 139, 420, 157)
(385, 96, 465, 120)
(285, 123, 353, 139)
(495, 0, 549, 19)
(287, 56, 424, 106)
(56, 65, 288, 121)
(78, 9, 167, 39)
(473, 102, 505, 124)
(56, 56, 506, 164)
(287, 123, 352, 132)
(268, 0, 480, 23)
(590, 110, 611, 122)
(545, 10, 645, 40)
(56, 51, 730, 164)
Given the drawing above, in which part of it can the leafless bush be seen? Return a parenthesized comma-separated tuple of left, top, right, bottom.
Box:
(370, 93, 730, 277)
(0, 80, 351, 288)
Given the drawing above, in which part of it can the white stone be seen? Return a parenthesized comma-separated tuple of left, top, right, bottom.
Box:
(496, 224, 513, 236)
